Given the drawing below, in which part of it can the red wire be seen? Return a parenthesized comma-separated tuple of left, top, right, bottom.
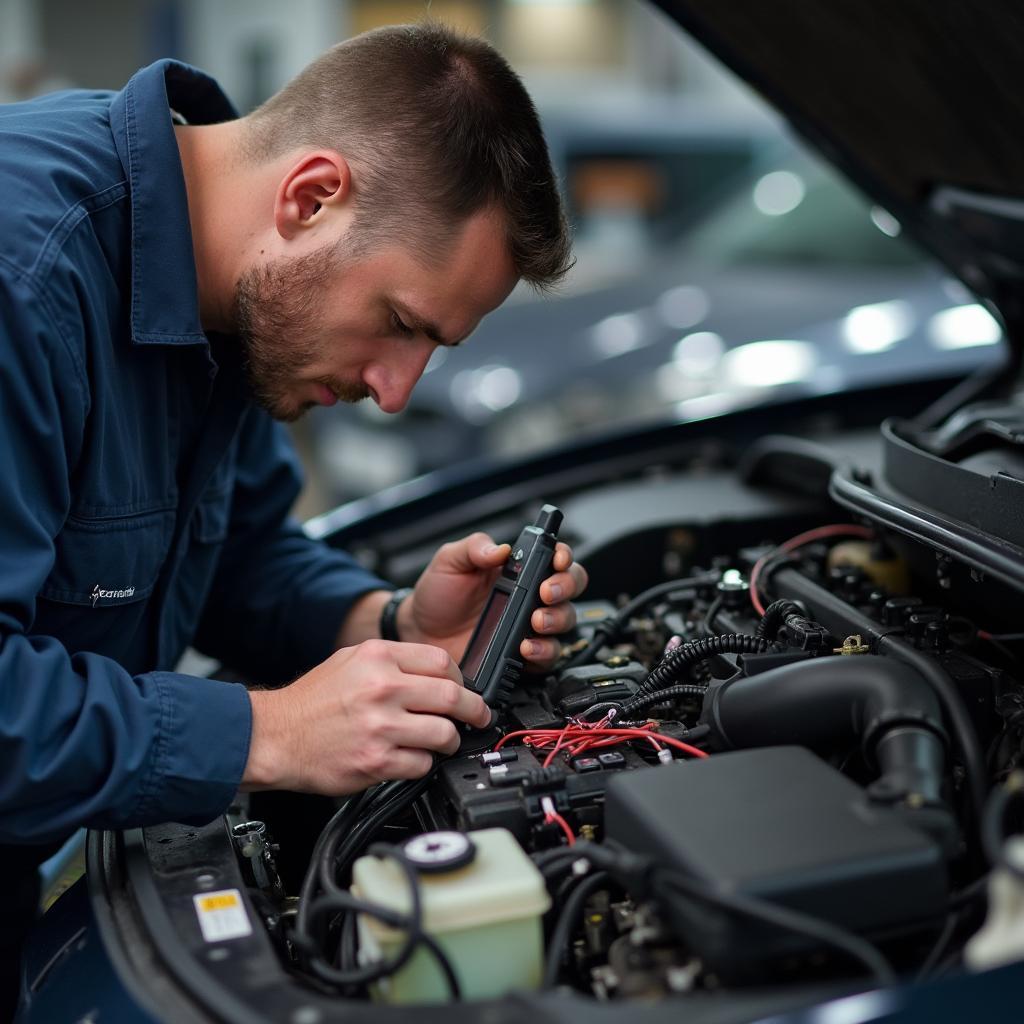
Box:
(545, 809, 576, 846)
(541, 722, 578, 767)
(498, 726, 708, 767)
(589, 728, 707, 758)
(749, 523, 875, 616)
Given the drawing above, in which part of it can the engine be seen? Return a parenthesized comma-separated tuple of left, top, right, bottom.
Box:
(230, 495, 1023, 1008)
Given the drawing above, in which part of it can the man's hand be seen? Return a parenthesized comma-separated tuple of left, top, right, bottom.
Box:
(243, 640, 491, 794)
(398, 533, 589, 670)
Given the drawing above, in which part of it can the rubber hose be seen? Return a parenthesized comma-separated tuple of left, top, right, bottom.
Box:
(641, 634, 773, 695)
(701, 655, 950, 811)
(620, 684, 709, 719)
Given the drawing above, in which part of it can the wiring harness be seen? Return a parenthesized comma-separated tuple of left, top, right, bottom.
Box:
(292, 775, 454, 995)
(533, 840, 897, 989)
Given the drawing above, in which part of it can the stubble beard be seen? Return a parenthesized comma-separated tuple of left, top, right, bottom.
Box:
(234, 243, 370, 422)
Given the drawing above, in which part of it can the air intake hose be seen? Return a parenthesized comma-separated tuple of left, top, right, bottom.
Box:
(700, 656, 949, 811)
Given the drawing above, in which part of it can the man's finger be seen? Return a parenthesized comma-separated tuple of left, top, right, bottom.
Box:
(552, 542, 575, 572)
(470, 534, 511, 569)
(520, 636, 561, 668)
(388, 712, 462, 755)
(532, 602, 576, 635)
(540, 561, 589, 605)
(387, 640, 463, 684)
(437, 532, 510, 574)
(375, 748, 436, 781)
(400, 675, 491, 728)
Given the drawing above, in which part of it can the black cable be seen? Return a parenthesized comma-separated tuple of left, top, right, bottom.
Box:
(913, 873, 989, 981)
(337, 907, 359, 970)
(414, 790, 443, 833)
(658, 870, 896, 987)
(321, 776, 434, 893)
(366, 843, 461, 1001)
(542, 871, 610, 987)
(533, 847, 587, 875)
(929, 948, 965, 979)
(563, 572, 719, 669)
(915, 912, 959, 982)
(700, 596, 723, 638)
(756, 599, 804, 641)
(619, 683, 710, 719)
(296, 777, 435, 965)
(638, 633, 773, 696)
(360, 847, 460, 999)
(417, 932, 462, 999)
(296, 786, 380, 939)
(948, 873, 990, 911)
(317, 782, 403, 896)
(549, 872, 587, 933)
(575, 700, 626, 723)
(298, 844, 461, 1000)
(301, 891, 421, 987)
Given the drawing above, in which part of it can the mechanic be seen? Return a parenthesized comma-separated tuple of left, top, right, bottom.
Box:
(0, 23, 584, 1018)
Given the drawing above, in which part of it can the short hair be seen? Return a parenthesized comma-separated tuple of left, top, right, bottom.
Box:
(244, 22, 573, 289)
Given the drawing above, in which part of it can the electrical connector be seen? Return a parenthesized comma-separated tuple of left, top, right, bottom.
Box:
(778, 615, 832, 653)
(481, 749, 518, 766)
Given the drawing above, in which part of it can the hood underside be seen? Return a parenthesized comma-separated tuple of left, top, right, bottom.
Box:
(658, 1, 1024, 338)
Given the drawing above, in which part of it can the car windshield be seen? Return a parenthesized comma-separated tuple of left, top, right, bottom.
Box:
(677, 149, 924, 270)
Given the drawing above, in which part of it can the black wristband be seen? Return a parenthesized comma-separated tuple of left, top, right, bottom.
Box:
(379, 587, 413, 642)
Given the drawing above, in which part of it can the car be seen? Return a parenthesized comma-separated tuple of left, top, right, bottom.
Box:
(306, 139, 1002, 502)
(18, 3, 1024, 1022)
(304, 99, 782, 501)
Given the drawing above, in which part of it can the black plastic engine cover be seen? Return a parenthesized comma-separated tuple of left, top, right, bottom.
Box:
(605, 746, 946, 978)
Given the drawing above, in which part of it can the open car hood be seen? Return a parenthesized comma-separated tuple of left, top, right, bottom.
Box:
(657, 1, 1024, 358)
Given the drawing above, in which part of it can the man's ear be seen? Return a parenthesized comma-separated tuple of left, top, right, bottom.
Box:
(273, 151, 351, 239)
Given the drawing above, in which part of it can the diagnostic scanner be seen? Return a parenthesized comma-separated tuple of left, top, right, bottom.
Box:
(460, 504, 563, 708)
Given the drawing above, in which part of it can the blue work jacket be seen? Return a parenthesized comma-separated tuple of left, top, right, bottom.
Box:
(0, 60, 389, 843)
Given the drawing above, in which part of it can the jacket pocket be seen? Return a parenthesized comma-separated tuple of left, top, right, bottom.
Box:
(40, 507, 176, 607)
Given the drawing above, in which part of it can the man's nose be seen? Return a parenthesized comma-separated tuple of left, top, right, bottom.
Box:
(366, 342, 435, 414)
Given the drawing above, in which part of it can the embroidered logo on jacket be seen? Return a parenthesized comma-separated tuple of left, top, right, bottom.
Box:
(91, 583, 136, 608)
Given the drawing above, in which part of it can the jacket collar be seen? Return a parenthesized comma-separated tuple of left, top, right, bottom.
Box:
(108, 60, 238, 347)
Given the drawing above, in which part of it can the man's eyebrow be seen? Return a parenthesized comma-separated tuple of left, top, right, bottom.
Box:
(394, 302, 463, 347)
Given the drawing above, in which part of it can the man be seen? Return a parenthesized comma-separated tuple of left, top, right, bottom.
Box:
(0, 22, 585, 1017)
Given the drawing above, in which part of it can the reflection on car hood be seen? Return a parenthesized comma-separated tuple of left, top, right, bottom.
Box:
(658, 0, 1024, 354)
(411, 253, 984, 424)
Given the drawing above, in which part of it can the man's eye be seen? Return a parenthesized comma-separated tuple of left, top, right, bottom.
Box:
(391, 312, 414, 337)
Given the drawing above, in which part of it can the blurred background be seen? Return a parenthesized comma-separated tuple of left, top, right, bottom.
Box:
(0, 0, 1004, 518)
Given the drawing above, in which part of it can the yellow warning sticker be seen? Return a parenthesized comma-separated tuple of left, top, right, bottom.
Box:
(192, 888, 252, 942)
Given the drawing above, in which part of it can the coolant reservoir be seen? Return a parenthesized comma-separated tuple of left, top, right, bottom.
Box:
(352, 827, 550, 1004)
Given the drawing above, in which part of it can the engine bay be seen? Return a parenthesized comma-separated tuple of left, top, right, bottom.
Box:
(121, 412, 1024, 1020)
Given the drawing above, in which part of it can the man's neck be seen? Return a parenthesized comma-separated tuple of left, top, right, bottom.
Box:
(174, 120, 253, 334)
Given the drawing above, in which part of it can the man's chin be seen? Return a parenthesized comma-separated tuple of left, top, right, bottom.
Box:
(259, 395, 315, 423)
(276, 401, 316, 423)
